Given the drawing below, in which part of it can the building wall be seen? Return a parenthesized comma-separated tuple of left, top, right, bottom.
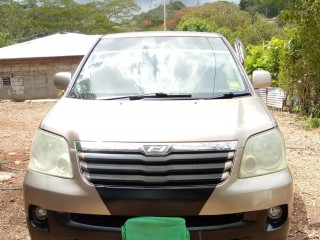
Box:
(0, 56, 82, 101)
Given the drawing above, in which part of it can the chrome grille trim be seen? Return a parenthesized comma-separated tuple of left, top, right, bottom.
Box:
(76, 141, 238, 156)
(76, 141, 237, 187)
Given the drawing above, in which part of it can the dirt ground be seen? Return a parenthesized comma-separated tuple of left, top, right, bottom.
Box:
(0, 100, 319, 239)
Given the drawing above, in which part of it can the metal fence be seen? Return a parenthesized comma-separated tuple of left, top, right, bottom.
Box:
(256, 87, 286, 110)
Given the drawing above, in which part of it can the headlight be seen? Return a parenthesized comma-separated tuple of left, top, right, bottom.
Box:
(29, 130, 73, 178)
(239, 128, 287, 178)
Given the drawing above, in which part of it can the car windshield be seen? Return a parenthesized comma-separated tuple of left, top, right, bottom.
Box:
(69, 36, 249, 100)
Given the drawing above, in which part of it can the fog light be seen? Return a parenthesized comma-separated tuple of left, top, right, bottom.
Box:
(268, 206, 282, 223)
(32, 206, 48, 221)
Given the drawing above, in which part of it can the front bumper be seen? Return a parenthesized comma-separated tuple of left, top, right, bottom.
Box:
(24, 168, 293, 240)
(26, 207, 290, 240)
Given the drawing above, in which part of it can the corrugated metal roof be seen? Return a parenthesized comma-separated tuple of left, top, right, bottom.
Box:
(0, 32, 101, 60)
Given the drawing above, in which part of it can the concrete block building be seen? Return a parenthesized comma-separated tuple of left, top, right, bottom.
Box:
(0, 33, 101, 101)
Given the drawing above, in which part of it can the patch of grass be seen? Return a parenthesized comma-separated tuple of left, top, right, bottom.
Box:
(292, 105, 301, 114)
(305, 118, 320, 130)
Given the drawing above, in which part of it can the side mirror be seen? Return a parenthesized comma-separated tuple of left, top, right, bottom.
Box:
(54, 72, 71, 90)
(234, 38, 245, 65)
(252, 70, 271, 89)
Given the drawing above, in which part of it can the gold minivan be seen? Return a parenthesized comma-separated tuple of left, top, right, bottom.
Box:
(24, 31, 293, 240)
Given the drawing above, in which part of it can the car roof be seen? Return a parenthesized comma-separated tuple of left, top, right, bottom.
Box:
(101, 31, 222, 39)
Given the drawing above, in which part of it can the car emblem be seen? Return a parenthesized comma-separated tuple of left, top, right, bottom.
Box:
(142, 145, 170, 156)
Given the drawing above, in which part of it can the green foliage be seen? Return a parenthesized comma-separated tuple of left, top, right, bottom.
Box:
(177, 18, 217, 32)
(215, 27, 233, 40)
(292, 105, 301, 113)
(174, 2, 282, 46)
(0, 32, 13, 47)
(171, 1, 185, 10)
(183, 2, 251, 32)
(241, 0, 320, 118)
(236, 14, 282, 46)
(133, 1, 186, 31)
(277, 0, 320, 117)
(245, 45, 266, 74)
(240, 0, 288, 18)
(310, 103, 320, 118)
(245, 37, 286, 86)
(305, 118, 320, 131)
(277, 28, 303, 112)
(0, 0, 140, 43)
(0, 1, 29, 42)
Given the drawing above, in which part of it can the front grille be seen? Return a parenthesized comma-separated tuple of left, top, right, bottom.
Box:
(76, 142, 236, 187)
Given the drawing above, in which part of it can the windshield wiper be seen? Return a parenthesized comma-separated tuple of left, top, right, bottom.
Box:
(97, 93, 192, 100)
(209, 92, 251, 99)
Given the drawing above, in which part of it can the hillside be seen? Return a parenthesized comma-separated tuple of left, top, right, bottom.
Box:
(73, 0, 240, 11)
(136, 0, 240, 12)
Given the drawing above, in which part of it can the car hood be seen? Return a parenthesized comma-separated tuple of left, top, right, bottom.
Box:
(41, 97, 276, 148)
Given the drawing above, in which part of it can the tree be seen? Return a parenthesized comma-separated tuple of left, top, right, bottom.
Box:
(184, 2, 251, 32)
(0, 32, 13, 47)
(27, 0, 140, 34)
(278, 0, 320, 116)
(237, 14, 282, 46)
(95, 0, 140, 23)
(133, 1, 187, 31)
(0, 0, 29, 42)
(171, 1, 184, 10)
(175, 2, 281, 46)
(240, 0, 288, 18)
(177, 18, 217, 32)
(245, 37, 286, 85)
(0, 0, 140, 43)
